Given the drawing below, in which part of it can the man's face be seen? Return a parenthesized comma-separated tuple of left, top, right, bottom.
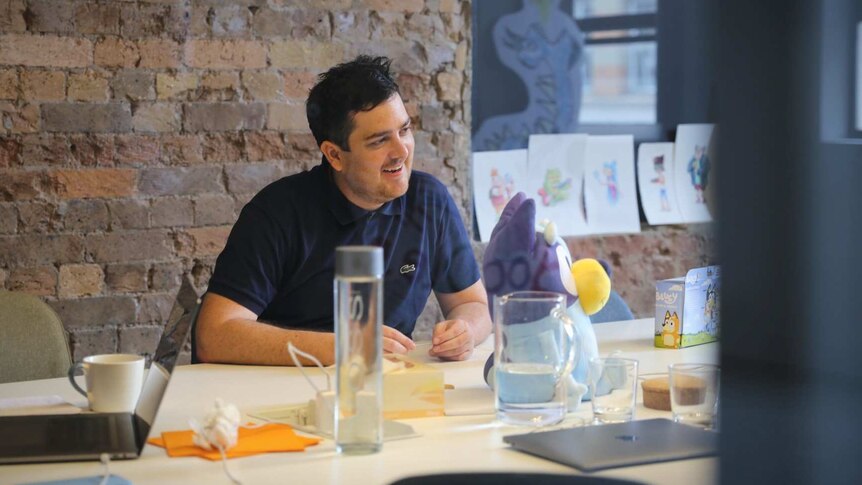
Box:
(326, 94, 414, 210)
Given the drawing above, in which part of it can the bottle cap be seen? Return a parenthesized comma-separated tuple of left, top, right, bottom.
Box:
(335, 246, 383, 277)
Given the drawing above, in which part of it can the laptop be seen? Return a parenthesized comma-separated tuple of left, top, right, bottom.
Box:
(503, 418, 718, 472)
(0, 276, 199, 465)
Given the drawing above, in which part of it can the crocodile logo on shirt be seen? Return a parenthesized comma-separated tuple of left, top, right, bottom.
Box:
(400, 264, 416, 275)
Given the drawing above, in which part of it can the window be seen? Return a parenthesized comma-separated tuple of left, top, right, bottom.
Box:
(573, 0, 658, 124)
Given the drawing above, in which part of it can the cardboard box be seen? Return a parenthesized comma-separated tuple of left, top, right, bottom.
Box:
(382, 354, 444, 419)
(655, 266, 720, 348)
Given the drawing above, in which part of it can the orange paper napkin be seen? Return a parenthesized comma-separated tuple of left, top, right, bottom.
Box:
(148, 423, 320, 461)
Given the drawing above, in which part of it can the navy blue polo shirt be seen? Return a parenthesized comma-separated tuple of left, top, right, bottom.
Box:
(207, 164, 480, 337)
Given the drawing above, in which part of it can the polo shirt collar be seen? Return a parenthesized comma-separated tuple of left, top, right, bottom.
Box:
(324, 165, 404, 225)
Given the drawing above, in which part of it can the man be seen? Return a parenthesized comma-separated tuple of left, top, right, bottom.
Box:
(195, 56, 492, 366)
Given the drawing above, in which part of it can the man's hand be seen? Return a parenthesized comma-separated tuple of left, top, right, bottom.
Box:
(383, 325, 416, 355)
(429, 319, 475, 361)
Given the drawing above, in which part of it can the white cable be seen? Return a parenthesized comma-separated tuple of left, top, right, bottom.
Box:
(98, 453, 110, 485)
(287, 342, 331, 392)
(190, 399, 243, 485)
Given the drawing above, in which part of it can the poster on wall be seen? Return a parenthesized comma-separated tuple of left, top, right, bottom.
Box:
(583, 135, 641, 235)
(636, 142, 685, 225)
(526, 134, 589, 236)
(472, 149, 528, 242)
(673, 124, 715, 223)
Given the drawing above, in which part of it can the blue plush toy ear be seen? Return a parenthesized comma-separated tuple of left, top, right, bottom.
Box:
(482, 193, 536, 304)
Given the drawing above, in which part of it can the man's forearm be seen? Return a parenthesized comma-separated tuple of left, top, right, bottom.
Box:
(446, 301, 493, 345)
(197, 318, 335, 366)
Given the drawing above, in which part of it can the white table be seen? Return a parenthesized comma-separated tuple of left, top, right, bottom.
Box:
(0, 319, 719, 485)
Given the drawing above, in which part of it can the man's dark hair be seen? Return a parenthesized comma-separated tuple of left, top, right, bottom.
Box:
(306, 55, 400, 154)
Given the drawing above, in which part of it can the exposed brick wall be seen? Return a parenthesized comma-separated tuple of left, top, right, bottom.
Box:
(1, 0, 712, 362)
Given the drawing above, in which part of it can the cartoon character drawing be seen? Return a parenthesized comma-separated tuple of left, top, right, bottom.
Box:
(537, 168, 572, 206)
(594, 160, 619, 205)
(661, 310, 681, 347)
(489, 168, 515, 216)
(704, 284, 719, 335)
(687, 145, 711, 203)
(473, 0, 585, 151)
(651, 155, 670, 211)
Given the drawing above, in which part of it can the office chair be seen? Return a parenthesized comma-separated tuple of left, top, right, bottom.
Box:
(0, 290, 72, 384)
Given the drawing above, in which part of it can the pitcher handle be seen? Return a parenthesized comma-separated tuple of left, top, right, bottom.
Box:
(67, 362, 87, 398)
(552, 307, 579, 383)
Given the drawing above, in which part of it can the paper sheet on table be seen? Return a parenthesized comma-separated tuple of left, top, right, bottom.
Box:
(0, 395, 82, 416)
(444, 387, 495, 416)
(148, 423, 320, 460)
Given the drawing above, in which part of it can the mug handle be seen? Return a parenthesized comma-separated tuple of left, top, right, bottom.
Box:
(67, 362, 87, 398)
(552, 307, 579, 383)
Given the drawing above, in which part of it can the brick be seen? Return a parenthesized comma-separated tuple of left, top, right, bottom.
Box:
(268, 0, 350, 7)
(49, 296, 135, 329)
(201, 133, 242, 163)
(189, 5, 210, 37)
(52, 168, 136, 199)
(184, 102, 265, 132)
(194, 194, 236, 225)
(332, 11, 371, 42)
(197, 72, 240, 102)
(287, 132, 319, 157)
(138, 166, 223, 196)
(454, 41, 467, 70)
(435, 71, 462, 101)
(114, 134, 160, 166)
(0, 138, 19, 167)
(7, 266, 57, 295)
(282, 71, 315, 100)
(0, 234, 84, 267)
(184, 225, 232, 257)
(156, 73, 198, 101)
(118, 325, 161, 353)
(211, 5, 251, 37)
(19, 133, 71, 167)
(138, 293, 173, 324)
(253, 8, 330, 39)
(120, 4, 186, 39)
(269, 40, 344, 69)
(94, 37, 140, 68)
(267, 102, 307, 131)
(0, 170, 44, 201)
(244, 131, 287, 161)
(0, 203, 15, 234)
(62, 199, 109, 232)
(0, 35, 92, 68)
(151, 196, 193, 227)
(420, 105, 447, 131)
(0, 69, 18, 100)
(438, 0, 460, 13)
(74, 2, 120, 34)
(108, 199, 149, 229)
(18, 200, 61, 233)
(225, 161, 286, 194)
(132, 103, 180, 133)
(111, 70, 154, 101)
(69, 328, 119, 361)
(137, 38, 181, 68)
(0, 267, 5, 287)
(185, 40, 267, 70)
(242, 71, 283, 101)
(43, 103, 132, 133)
(150, 262, 181, 291)
(1, 101, 39, 133)
(367, 0, 424, 12)
(0, 0, 26, 32)
(160, 135, 203, 166)
(69, 134, 115, 167)
(105, 263, 148, 293)
(67, 71, 109, 102)
(58, 263, 104, 298)
(86, 230, 172, 263)
(26, 0, 75, 33)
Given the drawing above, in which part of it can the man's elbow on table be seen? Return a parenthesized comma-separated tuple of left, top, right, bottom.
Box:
(194, 293, 257, 364)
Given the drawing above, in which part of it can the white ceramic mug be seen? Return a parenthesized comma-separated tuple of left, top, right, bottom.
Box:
(67, 354, 145, 413)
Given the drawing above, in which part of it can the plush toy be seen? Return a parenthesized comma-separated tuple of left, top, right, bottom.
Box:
(482, 192, 611, 409)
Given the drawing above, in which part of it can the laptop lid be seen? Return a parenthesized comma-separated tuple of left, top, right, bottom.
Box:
(503, 418, 718, 472)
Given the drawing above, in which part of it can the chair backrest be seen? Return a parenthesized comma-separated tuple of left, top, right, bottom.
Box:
(0, 291, 72, 384)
